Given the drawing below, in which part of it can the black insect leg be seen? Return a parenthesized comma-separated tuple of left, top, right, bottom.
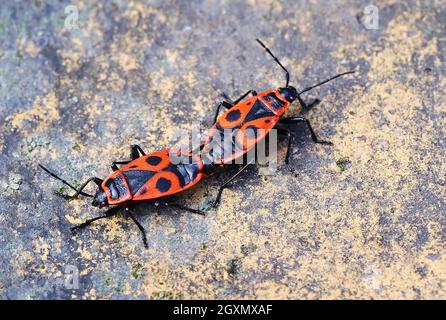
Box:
(279, 116, 333, 145)
(222, 90, 254, 105)
(276, 126, 299, 172)
(131, 144, 146, 160)
(71, 206, 121, 232)
(127, 210, 148, 248)
(276, 127, 294, 165)
(110, 144, 146, 170)
(211, 160, 254, 208)
(212, 100, 234, 124)
(111, 160, 131, 171)
(296, 95, 321, 110)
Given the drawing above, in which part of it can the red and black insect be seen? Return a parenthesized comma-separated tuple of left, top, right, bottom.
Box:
(202, 39, 354, 170)
(40, 39, 354, 247)
(39, 145, 249, 247)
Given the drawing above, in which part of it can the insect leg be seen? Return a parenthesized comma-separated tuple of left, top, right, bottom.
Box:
(296, 96, 321, 110)
(211, 160, 254, 208)
(213, 90, 254, 124)
(212, 101, 234, 124)
(130, 144, 146, 160)
(111, 144, 146, 170)
(276, 127, 294, 165)
(127, 210, 148, 248)
(222, 90, 253, 105)
(279, 116, 333, 145)
(71, 206, 121, 232)
(111, 160, 131, 171)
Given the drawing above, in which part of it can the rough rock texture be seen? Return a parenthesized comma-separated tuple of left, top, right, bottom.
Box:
(0, 0, 445, 299)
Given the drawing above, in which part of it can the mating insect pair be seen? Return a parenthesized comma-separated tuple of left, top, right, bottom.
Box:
(40, 39, 354, 247)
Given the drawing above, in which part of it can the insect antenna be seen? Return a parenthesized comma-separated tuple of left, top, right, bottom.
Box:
(38, 164, 94, 197)
(256, 39, 290, 87)
(298, 71, 355, 95)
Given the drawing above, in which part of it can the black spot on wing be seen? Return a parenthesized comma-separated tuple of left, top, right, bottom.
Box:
(206, 100, 274, 163)
(226, 109, 241, 122)
(164, 164, 186, 188)
(165, 157, 200, 187)
(123, 170, 155, 195)
(156, 177, 171, 193)
(146, 155, 162, 166)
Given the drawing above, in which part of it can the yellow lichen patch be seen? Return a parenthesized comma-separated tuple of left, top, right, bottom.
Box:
(251, 280, 292, 299)
(65, 214, 83, 226)
(246, 0, 283, 14)
(165, 49, 179, 65)
(104, 217, 126, 243)
(336, 81, 421, 183)
(114, 52, 140, 72)
(149, 69, 174, 101)
(33, 237, 51, 262)
(192, 95, 209, 119)
(76, 244, 94, 262)
(25, 41, 40, 58)
(7, 92, 60, 133)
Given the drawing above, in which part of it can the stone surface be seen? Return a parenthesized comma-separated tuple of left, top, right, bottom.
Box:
(0, 0, 445, 299)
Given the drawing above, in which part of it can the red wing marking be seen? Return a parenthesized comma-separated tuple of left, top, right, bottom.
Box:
(121, 150, 172, 172)
(121, 149, 204, 201)
(235, 116, 277, 151)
